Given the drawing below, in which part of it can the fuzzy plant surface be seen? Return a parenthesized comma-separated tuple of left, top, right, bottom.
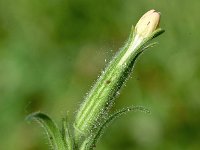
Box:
(26, 9, 164, 150)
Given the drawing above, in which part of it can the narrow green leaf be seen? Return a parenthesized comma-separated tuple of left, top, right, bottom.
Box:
(62, 117, 75, 150)
(87, 106, 150, 150)
(26, 112, 66, 150)
(141, 42, 158, 51)
(151, 28, 165, 39)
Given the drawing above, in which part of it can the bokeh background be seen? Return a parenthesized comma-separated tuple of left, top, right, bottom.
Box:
(0, 0, 200, 150)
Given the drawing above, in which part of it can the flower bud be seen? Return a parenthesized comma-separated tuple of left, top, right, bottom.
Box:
(135, 9, 160, 39)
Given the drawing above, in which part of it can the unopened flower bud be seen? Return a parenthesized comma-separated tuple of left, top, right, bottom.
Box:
(135, 9, 160, 39)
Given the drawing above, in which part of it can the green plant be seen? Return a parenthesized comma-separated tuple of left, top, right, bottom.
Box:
(26, 9, 164, 150)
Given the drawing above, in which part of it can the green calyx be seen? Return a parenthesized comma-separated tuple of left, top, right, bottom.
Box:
(74, 27, 164, 142)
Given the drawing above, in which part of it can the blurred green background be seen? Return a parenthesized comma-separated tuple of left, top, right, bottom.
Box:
(0, 0, 200, 150)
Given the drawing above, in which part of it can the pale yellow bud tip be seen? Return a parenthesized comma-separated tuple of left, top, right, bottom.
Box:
(135, 9, 160, 39)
